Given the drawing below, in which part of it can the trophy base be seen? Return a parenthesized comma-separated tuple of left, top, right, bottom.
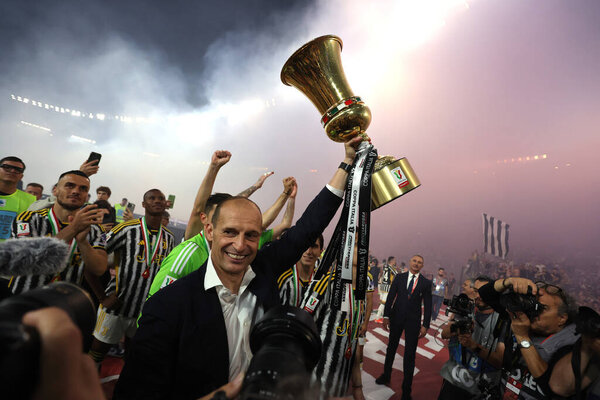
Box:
(371, 156, 420, 210)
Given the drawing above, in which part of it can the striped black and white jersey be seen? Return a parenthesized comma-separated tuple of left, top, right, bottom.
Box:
(104, 219, 174, 318)
(9, 207, 106, 294)
(379, 262, 397, 293)
(300, 272, 366, 398)
(277, 265, 314, 308)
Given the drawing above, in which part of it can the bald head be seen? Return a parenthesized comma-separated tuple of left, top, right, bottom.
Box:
(211, 196, 261, 228)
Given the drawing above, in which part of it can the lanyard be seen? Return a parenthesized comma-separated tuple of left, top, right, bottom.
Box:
(48, 208, 77, 276)
(408, 274, 419, 294)
(140, 217, 163, 266)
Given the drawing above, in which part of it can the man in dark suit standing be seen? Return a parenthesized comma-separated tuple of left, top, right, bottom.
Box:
(375, 254, 432, 400)
(112, 137, 362, 400)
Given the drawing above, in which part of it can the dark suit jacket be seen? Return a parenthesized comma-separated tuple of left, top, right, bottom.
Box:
(113, 187, 343, 400)
(383, 272, 432, 329)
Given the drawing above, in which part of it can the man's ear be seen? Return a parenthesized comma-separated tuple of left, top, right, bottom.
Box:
(200, 212, 208, 225)
(557, 312, 568, 328)
(205, 222, 214, 241)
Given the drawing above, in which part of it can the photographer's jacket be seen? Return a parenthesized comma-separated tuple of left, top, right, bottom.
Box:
(479, 283, 580, 399)
(113, 187, 342, 400)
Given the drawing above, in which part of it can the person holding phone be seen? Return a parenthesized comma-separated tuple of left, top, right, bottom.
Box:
(114, 198, 128, 224)
(9, 170, 108, 294)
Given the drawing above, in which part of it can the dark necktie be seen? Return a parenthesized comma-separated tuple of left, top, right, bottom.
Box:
(407, 274, 415, 298)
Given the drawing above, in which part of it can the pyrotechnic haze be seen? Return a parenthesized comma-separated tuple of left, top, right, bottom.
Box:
(1, 0, 599, 274)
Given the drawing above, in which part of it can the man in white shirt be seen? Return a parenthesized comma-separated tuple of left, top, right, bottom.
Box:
(376, 254, 432, 400)
(114, 137, 361, 400)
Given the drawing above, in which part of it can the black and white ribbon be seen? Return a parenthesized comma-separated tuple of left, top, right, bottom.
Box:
(314, 142, 377, 311)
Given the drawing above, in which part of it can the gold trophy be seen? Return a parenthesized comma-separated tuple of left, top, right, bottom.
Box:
(281, 35, 420, 210)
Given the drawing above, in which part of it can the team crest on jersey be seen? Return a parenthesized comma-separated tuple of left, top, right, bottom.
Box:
(0, 199, 5, 207)
(99, 233, 107, 246)
(336, 319, 349, 336)
(160, 275, 177, 288)
(303, 295, 320, 314)
(17, 222, 30, 237)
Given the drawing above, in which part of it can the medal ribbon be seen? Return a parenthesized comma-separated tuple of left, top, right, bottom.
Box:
(347, 284, 362, 341)
(140, 217, 163, 266)
(331, 142, 377, 309)
(48, 208, 77, 280)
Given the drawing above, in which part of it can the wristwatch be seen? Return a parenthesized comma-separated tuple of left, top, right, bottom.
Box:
(519, 339, 532, 349)
(338, 162, 352, 173)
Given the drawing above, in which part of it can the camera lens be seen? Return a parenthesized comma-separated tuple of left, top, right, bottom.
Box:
(0, 282, 96, 400)
(240, 306, 322, 400)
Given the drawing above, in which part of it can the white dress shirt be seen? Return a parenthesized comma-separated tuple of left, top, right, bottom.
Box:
(407, 272, 420, 290)
(204, 254, 264, 380)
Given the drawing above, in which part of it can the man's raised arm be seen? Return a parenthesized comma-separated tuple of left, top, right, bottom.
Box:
(256, 136, 362, 275)
(260, 176, 294, 230)
(237, 171, 274, 198)
(184, 150, 231, 240)
(270, 180, 297, 239)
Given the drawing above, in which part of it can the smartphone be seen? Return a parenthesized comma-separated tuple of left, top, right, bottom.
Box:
(87, 152, 102, 166)
(167, 194, 176, 209)
(126, 202, 135, 213)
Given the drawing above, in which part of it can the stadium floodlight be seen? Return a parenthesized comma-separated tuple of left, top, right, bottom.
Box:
(70, 134, 96, 144)
(96, 113, 105, 120)
(20, 120, 52, 133)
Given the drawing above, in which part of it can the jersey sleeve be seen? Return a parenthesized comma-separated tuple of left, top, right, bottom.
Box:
(11, 210, 38, 239)
(258, 228, 274, 249)
(88, 224, 107, 250)
(367, 273, 375, 292)
(147, 239, 208, 299)
(105, 221, 133, 254)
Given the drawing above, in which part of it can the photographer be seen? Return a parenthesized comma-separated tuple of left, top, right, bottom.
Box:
(479, 277, 579, 399)
(438, 276, 505, 399)
(547, 306, 600, 399)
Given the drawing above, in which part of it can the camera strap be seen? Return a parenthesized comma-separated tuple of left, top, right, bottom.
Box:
(571, 338, 583, 400)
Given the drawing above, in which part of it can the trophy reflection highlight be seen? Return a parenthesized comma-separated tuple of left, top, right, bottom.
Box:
(281, 35, 420, 210)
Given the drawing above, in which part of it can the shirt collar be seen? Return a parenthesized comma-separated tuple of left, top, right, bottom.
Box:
(204, 253, 256, 294)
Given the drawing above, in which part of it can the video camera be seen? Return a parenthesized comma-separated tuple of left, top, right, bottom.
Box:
(0, 282, 96, 400)
(444, 294, 475, 334)
(499, 287, 544, 321)
(235, 305, 322, 400)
